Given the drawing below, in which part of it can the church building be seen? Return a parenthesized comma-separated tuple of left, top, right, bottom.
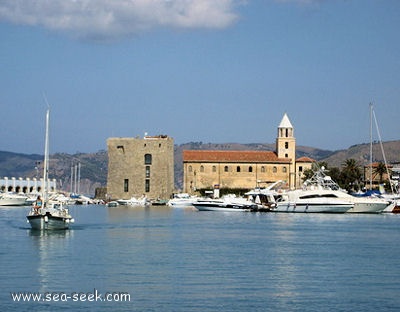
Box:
(182, 113, 314, 194)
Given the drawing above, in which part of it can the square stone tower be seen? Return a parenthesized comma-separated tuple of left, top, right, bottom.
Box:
(107, 135, 174, 200)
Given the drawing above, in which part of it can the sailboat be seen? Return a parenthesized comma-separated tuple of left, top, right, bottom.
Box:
(366, 103, 399, 212)
(26, 108, 75, 230)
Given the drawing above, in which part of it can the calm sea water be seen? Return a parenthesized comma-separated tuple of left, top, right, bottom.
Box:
(1, 205, 400, 311)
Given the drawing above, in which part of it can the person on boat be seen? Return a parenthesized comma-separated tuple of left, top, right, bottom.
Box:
(33, 195, 43, 214)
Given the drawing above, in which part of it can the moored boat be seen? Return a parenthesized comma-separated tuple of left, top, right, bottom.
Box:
(274, 189, 354, 213)
(167, 193, 198, 208)
(0, 192, 28, 206)
(117, 195, 150, 206)
(193, 195, 259, 212)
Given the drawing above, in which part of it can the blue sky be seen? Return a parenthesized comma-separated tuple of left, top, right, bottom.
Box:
(1, 0, 399, 155)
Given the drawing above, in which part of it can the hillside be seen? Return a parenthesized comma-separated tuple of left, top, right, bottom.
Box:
(1, 140, 399, 195)
(0, 150, 108, 196)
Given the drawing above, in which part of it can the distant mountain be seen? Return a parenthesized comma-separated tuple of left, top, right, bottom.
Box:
(0, 150, 108, 196)
(319, 140, 400, 168)
(1, 140, 399, 195)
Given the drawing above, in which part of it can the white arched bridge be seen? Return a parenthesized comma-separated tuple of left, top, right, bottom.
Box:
(0, 177, 57, 194)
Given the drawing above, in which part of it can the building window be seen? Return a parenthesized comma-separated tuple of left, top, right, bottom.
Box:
(212, 166, 217, 172)
(283, 167, 287, 173)
(146, 166, 150, 178)
(145, 179, 150, 192)
(200, 165, 204, 172)
(299, 166, 303, 172)
(189, 165, 192, 172)
(285, 129, 289, 137)
(224, 166, 229, 172)
(261, 166, 265, 173)
(117, 145, 125, 154)
(285, 153, 288, 158)
(237, 166, 241, 172)
(144, 154, 152, 165)
(273, 167, 277, 173)
(249, 166, 253, 173)
(285, 142, 289, 149)
(124, 179, 129, 192)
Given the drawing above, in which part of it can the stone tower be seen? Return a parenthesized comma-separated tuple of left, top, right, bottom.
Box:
(276, 113, 296, 189)
(107, 135, 174, 201)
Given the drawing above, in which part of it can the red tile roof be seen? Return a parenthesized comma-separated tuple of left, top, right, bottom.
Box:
(183, 150, 291, 163)
(296, 156, 315, 163)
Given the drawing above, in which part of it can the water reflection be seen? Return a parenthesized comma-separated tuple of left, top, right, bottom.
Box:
(28, 229, 74, 294)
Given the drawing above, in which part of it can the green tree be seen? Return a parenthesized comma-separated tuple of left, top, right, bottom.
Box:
(373, 162, 388, 184)
(340, 158, 362, 192)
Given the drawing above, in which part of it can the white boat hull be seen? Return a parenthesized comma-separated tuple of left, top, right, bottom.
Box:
(0, 195, 27, 206)
(167, 199, 196, 208)
(274, 202, 353, 213)
(346, 201, 389, 213)
(193, 201, 258, 212)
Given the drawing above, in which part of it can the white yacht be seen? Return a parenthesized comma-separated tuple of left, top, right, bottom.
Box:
(303, 167, 390, 213)
(117, 195, 150, 206)
(274, 189, 354, 213)
(193, 194, 259, 212)
(0, 192, 28, 206)
(167, 193, 198, 208)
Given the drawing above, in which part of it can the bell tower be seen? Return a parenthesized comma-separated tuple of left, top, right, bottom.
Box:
(276, 113, 296, 188)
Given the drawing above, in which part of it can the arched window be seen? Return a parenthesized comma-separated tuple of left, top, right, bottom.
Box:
(144, 154, 152, 165)
(237, 166, 241, 172)
(283, 167, 287, 173)
(249, 166, 253, 173)
(224, 166, 229, 172)
(212, 166, 217, 172)
(273, 166, 277, 173)
(188, 165, 193, 172)
(200, 165, 204, 172)
(261, 166, 265, 173)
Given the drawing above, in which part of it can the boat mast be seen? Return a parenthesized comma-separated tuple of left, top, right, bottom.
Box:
(369, 103, 373, 190)
(43, 108, 50, 203)
(371, 105, 394, 194)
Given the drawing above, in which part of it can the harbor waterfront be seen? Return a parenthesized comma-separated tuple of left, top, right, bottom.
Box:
(1, 205, 400, 311)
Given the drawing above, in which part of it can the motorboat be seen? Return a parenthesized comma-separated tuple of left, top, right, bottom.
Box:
(167, 193, 198, 208)
(193, 194, 259, 212)
(274, 189, 354, 213)
(106, 201, 119, 208)
(244, 180, 287, 211)
(26, 108, 75, 230)
(0, 192, 28, 206)
(117, 195, 150, 206)
(302, 167, 390, 213)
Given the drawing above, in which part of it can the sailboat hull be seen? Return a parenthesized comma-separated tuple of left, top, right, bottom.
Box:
(27, 214, 72, 230)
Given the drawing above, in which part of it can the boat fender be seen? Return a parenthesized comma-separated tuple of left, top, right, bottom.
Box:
(70, 218, 75, 223)
(44, 216, 48, 223)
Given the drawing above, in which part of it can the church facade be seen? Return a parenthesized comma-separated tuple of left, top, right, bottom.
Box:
(182, 113, 314, 194)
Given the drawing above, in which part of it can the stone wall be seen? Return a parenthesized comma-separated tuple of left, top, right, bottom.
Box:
(107, 136, 174, 200)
